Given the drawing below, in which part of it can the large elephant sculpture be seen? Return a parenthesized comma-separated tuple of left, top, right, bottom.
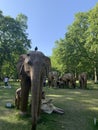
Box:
(48, 71, 58, 87)
(61, 73, 76, 88)
(78, 72, 87, 89)
(17, 51, 51, 130)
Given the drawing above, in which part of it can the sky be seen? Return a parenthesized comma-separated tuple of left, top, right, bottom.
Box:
(0, 0, 98, 56)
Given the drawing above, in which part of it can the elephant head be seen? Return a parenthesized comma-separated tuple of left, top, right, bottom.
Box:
(17, 51, 51, 130)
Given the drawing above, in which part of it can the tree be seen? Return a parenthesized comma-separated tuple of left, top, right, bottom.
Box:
(16, 13, 28, 31)
(85, 4, 98, 83)
(0, 11, 31, 78)
(51, 39, 67, 74)
(51, 3, 98, 81)
(65, 12, 90, 75)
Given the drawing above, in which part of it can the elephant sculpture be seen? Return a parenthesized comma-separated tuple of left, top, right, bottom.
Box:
(15, 87, 21, 109)
(48, 71, 58, 87)
(78, 72, 87, 89)
(61, 73, 76, 88)
(17, 51, 51, 130)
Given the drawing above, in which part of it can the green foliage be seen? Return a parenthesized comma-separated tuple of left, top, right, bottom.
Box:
(51, 39, 67, 74)
(51, 3, 98, 79)
(85, 4, 98, 70)
(16, 13, 28, 31)
(0, 11, 31, 78)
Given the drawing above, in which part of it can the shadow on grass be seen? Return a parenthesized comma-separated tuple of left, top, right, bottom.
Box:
(0, 118, 31, 130)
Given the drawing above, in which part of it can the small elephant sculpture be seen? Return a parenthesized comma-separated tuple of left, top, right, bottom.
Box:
(17, 51, 51, 130)
(15, 87, 21, 109)
(61, 73, 76, 88)
(78, 72, 87, 89)
(48, 71, 58, 87)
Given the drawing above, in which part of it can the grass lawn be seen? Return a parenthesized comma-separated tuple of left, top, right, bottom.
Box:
(0, 80, 98, 130)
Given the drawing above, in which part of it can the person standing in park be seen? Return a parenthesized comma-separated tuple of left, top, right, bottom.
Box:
(4, 76, 9, 88)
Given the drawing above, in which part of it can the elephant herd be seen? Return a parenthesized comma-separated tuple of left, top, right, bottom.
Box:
(16, 50, 87, 130)
(47, 71, 87, 89)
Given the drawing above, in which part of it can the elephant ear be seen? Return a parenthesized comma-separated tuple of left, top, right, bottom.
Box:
(16, 54, 27, 75)
(44, 56, 51, 77)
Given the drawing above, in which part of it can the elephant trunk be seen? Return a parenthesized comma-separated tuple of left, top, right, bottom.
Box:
(30, 66, 43, 130)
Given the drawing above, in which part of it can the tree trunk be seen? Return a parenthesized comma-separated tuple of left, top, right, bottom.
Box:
(94, 67, 98, 83)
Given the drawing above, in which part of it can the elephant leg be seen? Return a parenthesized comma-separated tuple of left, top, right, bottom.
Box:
(48, 80, 51, 87)
(21, 77, 31, 113)
(84, 80, 87, 89)
(80, 81, 82, 88)
(82, 80, 84, 89)
(68, 80, 70, 88)
(66, 80, 69, 87)
(82, 79, 85, 89)
(72, 82, 76, 88)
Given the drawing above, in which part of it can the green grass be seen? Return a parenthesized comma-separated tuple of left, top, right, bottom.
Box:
(0, 81, 98, 130)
